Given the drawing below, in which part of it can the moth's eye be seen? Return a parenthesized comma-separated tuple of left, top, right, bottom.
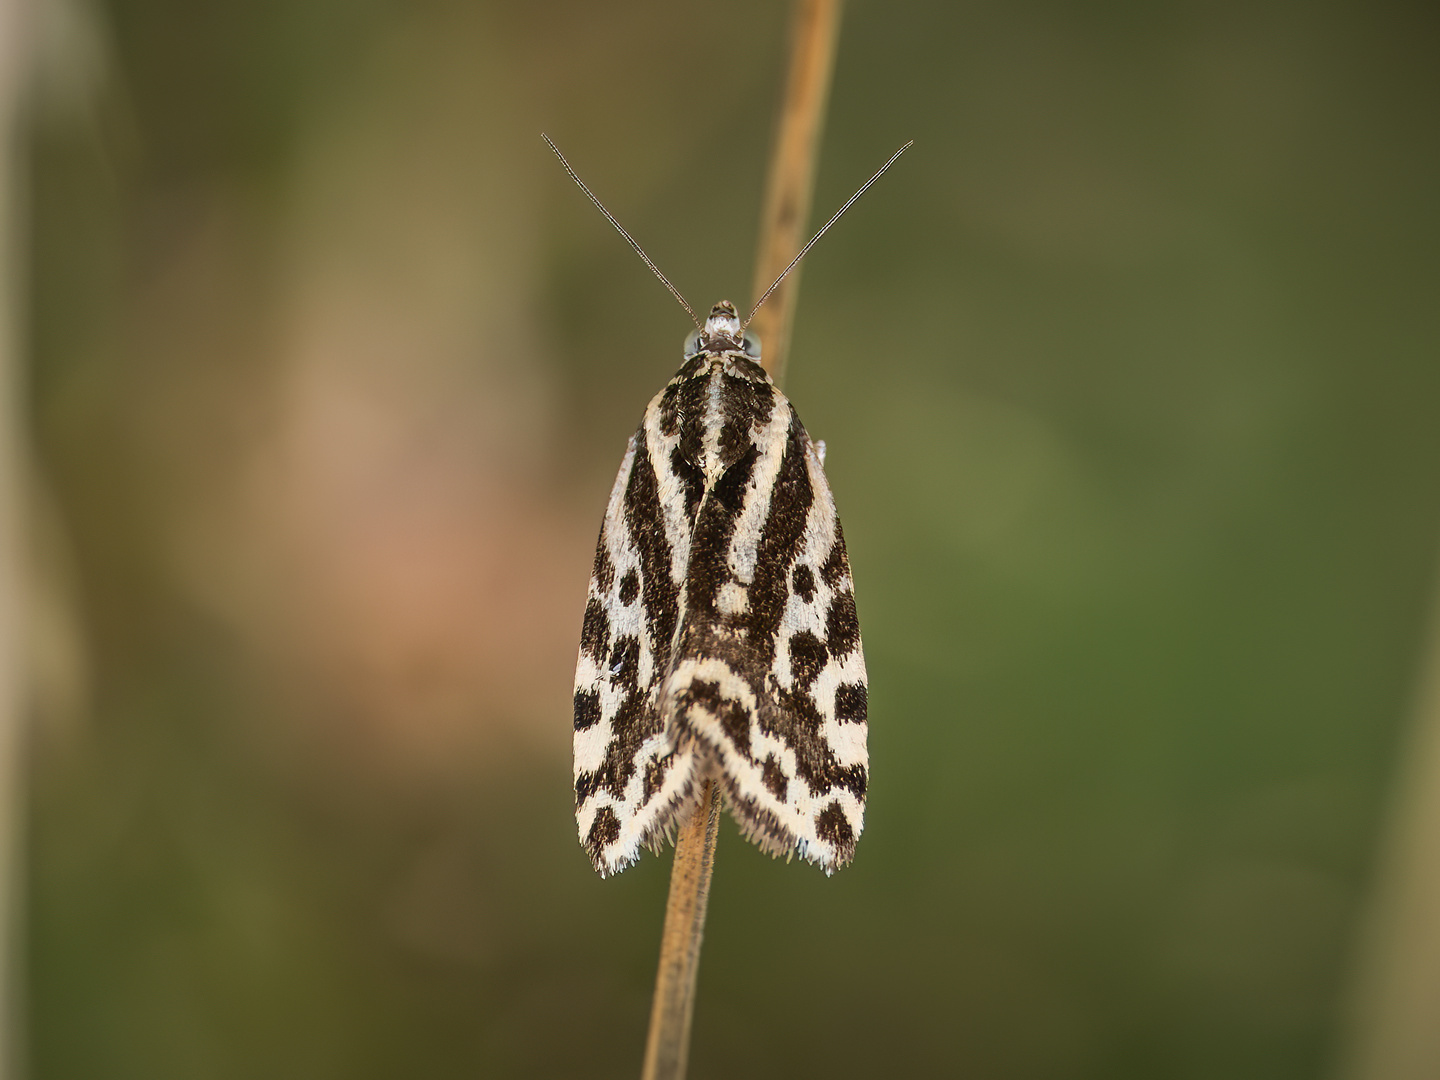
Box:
(683, 329, 703, 357)
(741, 333, 762, 360)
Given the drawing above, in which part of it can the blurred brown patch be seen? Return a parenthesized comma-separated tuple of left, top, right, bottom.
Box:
(164, 12, 596, 780)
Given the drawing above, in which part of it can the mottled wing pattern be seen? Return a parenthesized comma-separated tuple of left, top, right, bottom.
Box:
(663, 363, 867, 872)
(574, 354, 868, 876)
(572, 372, 702, 877)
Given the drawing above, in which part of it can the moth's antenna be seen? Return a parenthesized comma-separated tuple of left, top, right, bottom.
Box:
(745, 140, 913, 329)
(543, 134, 702, 331)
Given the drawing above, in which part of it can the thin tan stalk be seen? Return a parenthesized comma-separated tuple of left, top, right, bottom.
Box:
(640, 781, 721, 1080)
(748, 0, 845, 388)
(0, 0, 28, 1075)
(638, 3, 844, 1079)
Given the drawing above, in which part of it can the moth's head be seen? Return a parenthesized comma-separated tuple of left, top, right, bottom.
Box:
(684, 300, 762, 360)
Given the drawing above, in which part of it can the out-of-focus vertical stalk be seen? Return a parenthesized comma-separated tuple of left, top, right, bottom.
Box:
(0, 0, 27, 1076)
(639, 4, 843, 1079)
(639, 780, 720, 1080)
(1337, 575, 1440, 1080)
(747, 0, 843, 389)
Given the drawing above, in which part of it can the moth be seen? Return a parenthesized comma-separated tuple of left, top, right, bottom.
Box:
(548, 136, 908, 876)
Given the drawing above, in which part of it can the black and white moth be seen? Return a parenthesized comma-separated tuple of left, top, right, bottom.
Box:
(575, 300, 867, 876)
(550, 136, 907, 877)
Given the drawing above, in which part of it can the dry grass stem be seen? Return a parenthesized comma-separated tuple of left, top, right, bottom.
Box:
(640, 781, 721, 1080)
(0, 0, 29, 1074)
(748, 0, 844, 386)
(639, 2, 844, 1078)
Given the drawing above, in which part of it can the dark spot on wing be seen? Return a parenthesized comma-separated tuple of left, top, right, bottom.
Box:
(819, 523, 851, 589)
(593, 540, 615, 596)
(643, 754, 672, 801)
(774, 686, 821, 753)
(586, 806, 621, 857)
(761, 754, 788, 801)
(580, 679, 656, 805)
(719, 697, 752, 755)
(816, 802, 855, 862)
(619, 570, 640, 605)
(788, 631, 828, 689)
(771, 685, 867, 799)
(834, 682, 867, 724)
(573, 689, 601, 731)
(792, 564, 816, 602)
(575, 770, 600, 804)
(608, 635, 640, 689)
(580, 598, 610, 662)
(849, 765, 867, 798)
(669, 446, 705, 522)
(825, 590, 860, 656)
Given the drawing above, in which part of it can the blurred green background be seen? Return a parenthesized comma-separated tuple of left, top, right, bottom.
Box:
(22, 0, 1440, 1077)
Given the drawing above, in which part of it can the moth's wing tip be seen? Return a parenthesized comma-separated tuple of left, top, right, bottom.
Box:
(721, 787, 862, 876)
(580, 756, 712, 878)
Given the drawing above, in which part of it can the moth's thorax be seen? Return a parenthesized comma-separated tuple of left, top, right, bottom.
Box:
(672, 353, 772, 388)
